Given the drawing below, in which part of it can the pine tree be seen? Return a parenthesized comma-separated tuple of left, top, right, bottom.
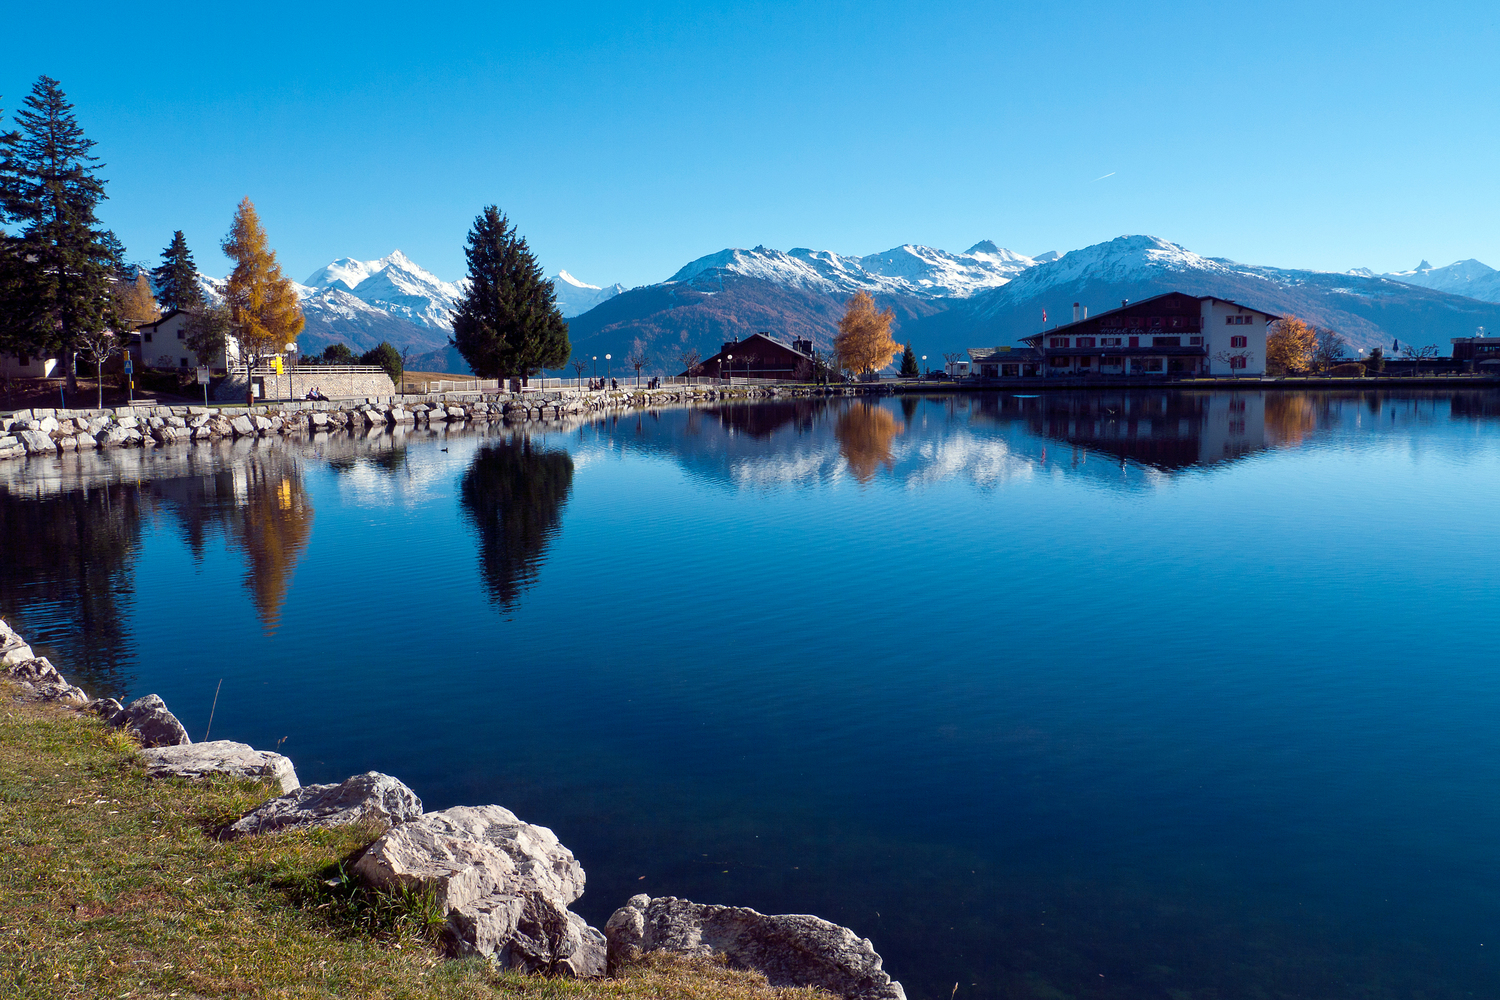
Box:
(221, 198, 303, 374)
(899, 342, 919, 376)
(0, 76, 117, 391)
(152, 230, 202, 312)
(451, 206, 570, 384)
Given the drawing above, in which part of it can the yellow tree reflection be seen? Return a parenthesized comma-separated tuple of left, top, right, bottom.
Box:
(835, 402, 905, 483)
(233, 460, 314, 630)
(1265, 394, 1318, 448)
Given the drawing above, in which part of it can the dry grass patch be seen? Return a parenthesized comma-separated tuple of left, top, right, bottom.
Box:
(0, 688, 828, 1000)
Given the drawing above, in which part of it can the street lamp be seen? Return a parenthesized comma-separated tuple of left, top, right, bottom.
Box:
(592, 355, 597, 381)
(606, 353, 612, 381)
(285, 342, 298, 400)
(922, 354, 927, 376)
(725, 353, 733, 383)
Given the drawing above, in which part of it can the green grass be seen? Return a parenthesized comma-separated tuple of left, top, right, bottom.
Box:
(0, 687, 828, 1000)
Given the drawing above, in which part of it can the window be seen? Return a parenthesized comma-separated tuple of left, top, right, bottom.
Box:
(1226, 315, 1254, 325)
(1230, 356, 1247, 369)
(1152, 337, 1180, 347)
(1001, 364, 1019, 377)
(1049, 356, 1070, 367)
(1075, 337, 1095, 348)
(1230, 335, 1247, 348)
(18, 353, 29, 367)
(177, 329, 185, 340)
(1142, 358, 1164, 372)
(144, 331, 153, 343)
(1050, 338, 1068, 348)
(1078, 355, 1092, 366)
(180, 357, 188, 367)
(1101, 337, 1122, 346)
(1129, 336, 1139, 348)
(1189, 336, 1203, 346)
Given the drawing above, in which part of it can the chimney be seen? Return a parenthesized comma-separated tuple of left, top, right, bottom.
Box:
(1121, 299, 1129, 308)
(1072, 302, 1080, 323)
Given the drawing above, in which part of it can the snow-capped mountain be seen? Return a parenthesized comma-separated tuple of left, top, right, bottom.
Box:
(300, 250, 464, 331)
(1375, 259, 1500, 303)
(553, 271, 624, 318)
(665, 240, 1037, 299)
(920, 235, 1500, 355)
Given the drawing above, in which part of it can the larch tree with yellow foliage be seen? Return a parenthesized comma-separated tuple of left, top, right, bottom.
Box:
(834, 291, 900, 375)
(221, 198, 303, 381)
(1266, 314, 1316, 374)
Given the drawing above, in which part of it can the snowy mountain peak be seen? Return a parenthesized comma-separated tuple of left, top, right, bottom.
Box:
(551, 271, 624, 318)
(1379, 257, 1500, 302)
(665, 241, 1036, 299)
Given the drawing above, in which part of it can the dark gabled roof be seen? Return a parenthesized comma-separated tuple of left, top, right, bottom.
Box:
(139, 308, 187, 330)
(708, 331, 813, 361)
(969, 347, 1040, 362)
(1022, 292, 1275, 345)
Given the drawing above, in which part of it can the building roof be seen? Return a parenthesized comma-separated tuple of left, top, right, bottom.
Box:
(969, 347, 1040, 362)
(139, 308, 187, 331)
(1022, 292, 1276, 344)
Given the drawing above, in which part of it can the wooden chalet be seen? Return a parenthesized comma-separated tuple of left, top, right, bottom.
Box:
(687, 332, 816, 380)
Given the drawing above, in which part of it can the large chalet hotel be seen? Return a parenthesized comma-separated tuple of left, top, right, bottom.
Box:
(970, 293, 1274, 378)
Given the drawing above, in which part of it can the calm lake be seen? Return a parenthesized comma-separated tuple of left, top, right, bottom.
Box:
(3, 388, 1499, 1000)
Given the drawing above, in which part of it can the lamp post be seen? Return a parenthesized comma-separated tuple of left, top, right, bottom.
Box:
(606, 353, 612, 382)
(922, 354, 928, 376)
(725, 353, 733, 384)
(285, 342, 298, 401)
(592, 355, 597, 382)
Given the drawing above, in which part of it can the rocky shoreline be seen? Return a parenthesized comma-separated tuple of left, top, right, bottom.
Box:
(0, 616, 906, 1000)
(0, 383, 888, 462)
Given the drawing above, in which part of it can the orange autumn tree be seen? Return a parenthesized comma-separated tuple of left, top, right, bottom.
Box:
(1266, 314, 1316, 374)
(221, 198, 303, 376)
(834, 291, 900, 375)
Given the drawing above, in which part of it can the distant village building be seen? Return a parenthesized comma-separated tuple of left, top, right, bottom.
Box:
(1450, 334, 1500, 367)
(1006, 292, 1274, 377)
(688, 332, 816, 380)
(967, 347, 1040, 378)
(136, 309, 242, 371)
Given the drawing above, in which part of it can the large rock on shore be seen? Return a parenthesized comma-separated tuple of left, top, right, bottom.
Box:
(110, 694, 192, 747)
(5, 656, 89, 705)
(353, 804, 605, 976)
(224, 771, 421, 838)
(0, 620, 35, 666)
(604, 895, 906, 1000)
(140, 740, 300, 793)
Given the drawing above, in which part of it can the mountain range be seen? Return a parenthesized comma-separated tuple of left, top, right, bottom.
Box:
(200, 241, 1500, 374)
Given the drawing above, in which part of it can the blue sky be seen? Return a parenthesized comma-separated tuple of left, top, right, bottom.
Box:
(5, 1, 1497, 288)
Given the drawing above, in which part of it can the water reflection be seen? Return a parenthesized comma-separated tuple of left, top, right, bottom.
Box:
(458, 436, 575, 611)
(835, 402, 906, 483)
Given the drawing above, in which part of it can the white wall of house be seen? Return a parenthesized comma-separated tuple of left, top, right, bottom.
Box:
(138, 312, 244, 371)
(1202, 299, 1271, 376)
(0, 353, 60, 377)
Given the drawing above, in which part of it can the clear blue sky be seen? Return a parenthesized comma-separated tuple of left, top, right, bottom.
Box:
(5, 1, 1497, 288)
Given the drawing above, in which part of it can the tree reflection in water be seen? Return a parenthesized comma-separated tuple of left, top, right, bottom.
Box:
(835, 402, 905, 483)
(459, 436, 575, 611)
(0, 483, 142, 695)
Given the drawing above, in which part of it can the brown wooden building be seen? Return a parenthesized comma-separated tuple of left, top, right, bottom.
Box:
(686, 332, 816, 380)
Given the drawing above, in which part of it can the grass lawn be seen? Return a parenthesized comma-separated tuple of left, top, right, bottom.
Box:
(0, 687, 825, 1000)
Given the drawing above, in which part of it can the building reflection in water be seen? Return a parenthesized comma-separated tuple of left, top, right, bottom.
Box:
(459, 436, 575, 612)
(970, 391, 1268, 469)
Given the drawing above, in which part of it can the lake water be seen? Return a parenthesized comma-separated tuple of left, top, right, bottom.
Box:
(3, 388, 1499, 1000)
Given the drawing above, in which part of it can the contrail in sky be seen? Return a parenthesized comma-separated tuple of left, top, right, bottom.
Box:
(1093, 172, 1116, 181)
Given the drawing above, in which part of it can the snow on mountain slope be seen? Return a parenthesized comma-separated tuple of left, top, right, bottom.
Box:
(920, 234, 1500, 355)
(301, 250, 463, 331)
(1379, 259, 1500, 303)
(665, 241, 1036, 299)
(553, 271, 624, 318)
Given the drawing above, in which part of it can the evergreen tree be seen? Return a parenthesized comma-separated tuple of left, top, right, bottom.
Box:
(0, 76, 117, 391)
(221, 198, 303, 373)
(321, 342, 354, 364)
(360, 341, 403, 389)
(152, 230, 202, 312)
(450, 206, 570, 384)
(899, 342, 919, 376)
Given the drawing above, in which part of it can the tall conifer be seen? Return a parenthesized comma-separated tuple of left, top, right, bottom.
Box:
(451, 206, 569, 384)
(152, 230, 202, 312)
(0, 76, 117, 389)
(221, 198, 303, 374)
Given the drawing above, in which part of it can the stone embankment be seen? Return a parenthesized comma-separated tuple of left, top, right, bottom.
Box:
(1, 616, 905, 999)
(0, 383, 883, 462)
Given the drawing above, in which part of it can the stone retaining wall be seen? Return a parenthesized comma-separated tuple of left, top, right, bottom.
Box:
(0, 384, 882, 462)
(214, 368, 396, 402)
